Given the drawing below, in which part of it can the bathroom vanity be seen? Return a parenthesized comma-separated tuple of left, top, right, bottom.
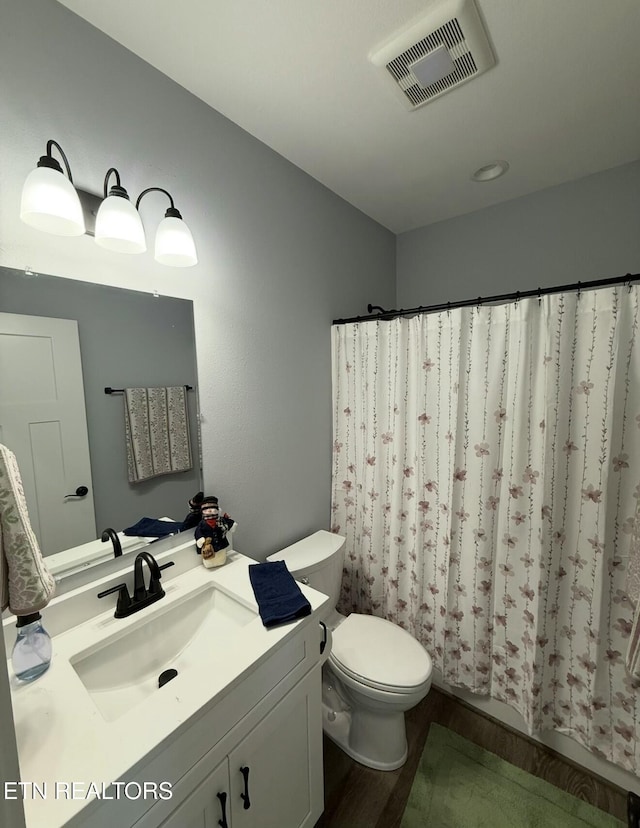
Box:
(3, 541, 329, 828)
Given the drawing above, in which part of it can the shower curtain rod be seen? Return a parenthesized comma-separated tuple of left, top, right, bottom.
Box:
(332, 271, 640, 325)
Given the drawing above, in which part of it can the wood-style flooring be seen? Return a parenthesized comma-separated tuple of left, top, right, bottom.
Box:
(316, 686, 628, 828)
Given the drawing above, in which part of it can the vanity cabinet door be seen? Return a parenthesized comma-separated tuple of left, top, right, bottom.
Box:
(157, 758, 230, 828)
(228, 667, 323, 828)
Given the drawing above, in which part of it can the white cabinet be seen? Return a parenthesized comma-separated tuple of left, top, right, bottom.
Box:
(229, 668, 320, 828)
(9, 551, 330, 828)
(155, 669, 322, 828)
(155, 759, 228, 828)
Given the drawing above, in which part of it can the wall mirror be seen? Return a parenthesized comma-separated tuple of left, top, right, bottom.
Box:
(0, 265, 202, 588)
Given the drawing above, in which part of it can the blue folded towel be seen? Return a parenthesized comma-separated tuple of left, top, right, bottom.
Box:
(123, 517, 184, 537)
(248, 561, 312, 628)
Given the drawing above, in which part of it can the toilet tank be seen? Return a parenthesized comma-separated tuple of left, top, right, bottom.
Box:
(267, 530, 345, 608)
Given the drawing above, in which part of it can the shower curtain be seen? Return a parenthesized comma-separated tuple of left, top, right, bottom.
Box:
(331, 285, 640, 773)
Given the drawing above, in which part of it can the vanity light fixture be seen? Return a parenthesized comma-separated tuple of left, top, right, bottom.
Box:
(94, 168, 146, 254)
(20, 139, 198, 267)
(136, 187, 198, 268)
(20, 140, 86, 236)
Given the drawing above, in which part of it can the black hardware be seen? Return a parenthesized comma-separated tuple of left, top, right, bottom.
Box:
(105, 385, 193, 394)
(101, 527, 122, 558)
(133, 553, 175, 600)
(36, 140, 75, 183)
(135, 187, 188, 223)
(216, 792, 228, 828)
(97, 553, 174, 618)
(102, 167, 132, 201)
(133, 551, 162, 601)
(239, 766, 251, 810)
(334, 272, 640, 324)
(97, 583, 132, 617)
(629, 791, 640, 827)
(319, 621, 327, 655)
(158, 668, 178, 689)
(64, 485, 89, 498)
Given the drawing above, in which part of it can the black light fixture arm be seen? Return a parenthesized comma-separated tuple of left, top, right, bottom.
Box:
(136, 187, 182, 219)
(39, 139, 74, 182)
(103, 167, 130, 200)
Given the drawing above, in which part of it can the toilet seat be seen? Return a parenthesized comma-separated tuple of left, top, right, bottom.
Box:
(329, 613, 432, 693)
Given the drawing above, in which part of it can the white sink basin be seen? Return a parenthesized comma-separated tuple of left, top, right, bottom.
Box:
(70, 583, 256, 722)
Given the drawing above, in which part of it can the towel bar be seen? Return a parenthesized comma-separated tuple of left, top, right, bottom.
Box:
(105, 385, 193, 394)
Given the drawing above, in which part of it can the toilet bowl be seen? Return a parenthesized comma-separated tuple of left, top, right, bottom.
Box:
(267, 531, 433, 771)
(323, 612, 432, 770)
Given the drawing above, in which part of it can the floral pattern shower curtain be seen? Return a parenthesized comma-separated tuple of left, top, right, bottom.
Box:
(331, 286, 640, 773)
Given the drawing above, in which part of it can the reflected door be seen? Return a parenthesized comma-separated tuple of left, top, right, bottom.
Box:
(0, 312, 96, 556)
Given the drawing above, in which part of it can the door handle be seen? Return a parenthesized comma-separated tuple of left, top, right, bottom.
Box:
(64, 485, 89, 498)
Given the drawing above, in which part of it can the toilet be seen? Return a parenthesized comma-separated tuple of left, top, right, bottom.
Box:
(267, 530, 432, 771)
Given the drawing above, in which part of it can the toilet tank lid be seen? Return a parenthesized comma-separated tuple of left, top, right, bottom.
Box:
(267, 530, 345, 572)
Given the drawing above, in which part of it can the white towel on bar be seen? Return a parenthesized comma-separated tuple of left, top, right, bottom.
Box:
(124, 387, 193, 483)
(0, 443, 55, 616)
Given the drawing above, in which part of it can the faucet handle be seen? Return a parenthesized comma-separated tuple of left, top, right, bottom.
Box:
(149, 560, 175, 595)
(97, 583, 132, 617)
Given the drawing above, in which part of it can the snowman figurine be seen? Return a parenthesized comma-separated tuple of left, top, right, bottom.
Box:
(194, 496, 236, 568)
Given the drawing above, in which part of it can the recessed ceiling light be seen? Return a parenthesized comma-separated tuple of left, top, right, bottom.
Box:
(471, 160, 510, 182)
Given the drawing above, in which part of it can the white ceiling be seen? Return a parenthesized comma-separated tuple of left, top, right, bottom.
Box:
(56, 0, 640, 233)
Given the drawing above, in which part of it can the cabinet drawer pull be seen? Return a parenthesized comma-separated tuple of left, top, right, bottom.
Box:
(240, 765, 251, 810)
(216, 791, 228, 828)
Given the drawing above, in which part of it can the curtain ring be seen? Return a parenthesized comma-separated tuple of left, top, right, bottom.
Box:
(577, 281, 581, 300)
(515, 291, 520, 306)
(447, 301, 451, 316)
(537, 287, 542, 306)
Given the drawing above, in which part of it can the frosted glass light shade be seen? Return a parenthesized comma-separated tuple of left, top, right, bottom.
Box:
(95, 195, 146, 254)
(20, 166, 85, 236)
(154, 216, 198, 267)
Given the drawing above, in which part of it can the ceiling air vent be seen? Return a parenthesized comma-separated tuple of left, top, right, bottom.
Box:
(369, 0, 495, 111)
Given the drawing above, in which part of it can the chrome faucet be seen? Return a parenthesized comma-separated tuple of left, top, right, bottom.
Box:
(101, 527, 122, 558)
(97, 551, 175, 618)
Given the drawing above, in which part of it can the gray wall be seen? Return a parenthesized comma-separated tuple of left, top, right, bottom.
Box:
(0, 266, 200, 534)
(396, 160, 640, 307)
(0, 0, 395, 558)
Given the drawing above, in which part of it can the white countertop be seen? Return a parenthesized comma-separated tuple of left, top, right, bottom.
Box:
(5, 546, 328, 828)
